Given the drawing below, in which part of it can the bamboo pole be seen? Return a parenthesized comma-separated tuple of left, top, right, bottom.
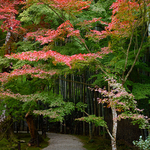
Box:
(69, 75, 71, 100)
(78, 77, 82, 134)
(98, 93, 101, 135)
(83, 73, 86, 135)
(87, 87, 92, 139)
(64, 75, 67, 134)
(72, 74, 75, 103)
(92, 91, 97, 135)
(52, 77, 93, 86)
(59, 75, 63, 133)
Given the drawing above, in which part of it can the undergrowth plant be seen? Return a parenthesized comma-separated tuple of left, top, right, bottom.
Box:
(133, 135, 150, 150)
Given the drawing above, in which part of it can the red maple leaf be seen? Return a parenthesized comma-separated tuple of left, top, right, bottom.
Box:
(0, 0, 25, 31)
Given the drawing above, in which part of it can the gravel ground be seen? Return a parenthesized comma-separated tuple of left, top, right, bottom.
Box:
(42, 132, 87, 150)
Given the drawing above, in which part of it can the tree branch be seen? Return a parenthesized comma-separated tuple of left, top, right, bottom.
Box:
(73, 37, 90, 53)
(39, 0, 66, 22)
(82, 41, 90, 53)
(122, 30, 134, 81)
(105, 125, 115, 140)
(124, 25, 148, 84)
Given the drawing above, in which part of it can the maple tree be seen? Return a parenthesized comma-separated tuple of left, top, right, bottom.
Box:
(0, 0, 150, 149)
(91, 1, 150, 150)
(85, 0, 150, 149)
(0, 0, 105, 146)
(0, 0, 22, 31)
(85, 78, 149, 150)
(0, 0, 26, 55)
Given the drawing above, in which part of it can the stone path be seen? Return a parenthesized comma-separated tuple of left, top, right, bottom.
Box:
(42, 132, 86, 150)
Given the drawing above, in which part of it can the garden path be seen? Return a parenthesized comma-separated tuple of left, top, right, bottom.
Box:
(42, 132, 86, 150)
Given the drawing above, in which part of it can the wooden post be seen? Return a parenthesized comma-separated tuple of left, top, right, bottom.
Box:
(17, 122, 18, 133)
(27, 127, 29, 133)
(18, 141, 21, 150)
(37, 133, 39, 147)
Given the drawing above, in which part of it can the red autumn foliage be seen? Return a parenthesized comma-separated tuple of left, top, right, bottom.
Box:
(1, 0, 147, 80)
(77, 17, 108, 27)
(86, 0, 150, 40)
(0, 0, 25, 31)
(106, 0, 149, 37)
(5, 50, 107, 69)
(26, 20, 80, 44)
(0, 64, 57, 83)
(47, 0, 91, 12)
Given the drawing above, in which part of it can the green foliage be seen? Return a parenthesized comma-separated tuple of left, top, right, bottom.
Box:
(1, 1, 150, 146)
(15, 41, 42, 52)
(5, 77, 47, 94)
(53, 39, 87, 55)
(0, 56, 11, 72)
(0, 45, 5, 57)
(0, 56, 11, 66)
(0, 29, 6, 47)
(132, 83, 150, 100)
(76, 102, 87, 112)
(19, 3, 59, 28)
(77, 134, 136, 150)
(32, 92, 75, 122)
(76, 102, 107, 128)
(0, 133, 49, 150)
(91, 0, 115, 22)
(75, 0, 114, 25)
(133, 136, 150, 150)
(76, 115, 107, 127)
(0, 97, 25, 121)
(131, 117, 149, 129)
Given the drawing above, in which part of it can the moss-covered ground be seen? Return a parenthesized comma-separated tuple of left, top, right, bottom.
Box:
(76, 135, 138, 150)
(0, 133, 49, 150)
(0, 132, 139, 150)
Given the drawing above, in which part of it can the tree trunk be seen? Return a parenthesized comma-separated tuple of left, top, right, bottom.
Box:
(25, 113, 38, 146)
(0, 108, 6, 123)
(111, 107, 117, 150)
(5, 31, 12, 55)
